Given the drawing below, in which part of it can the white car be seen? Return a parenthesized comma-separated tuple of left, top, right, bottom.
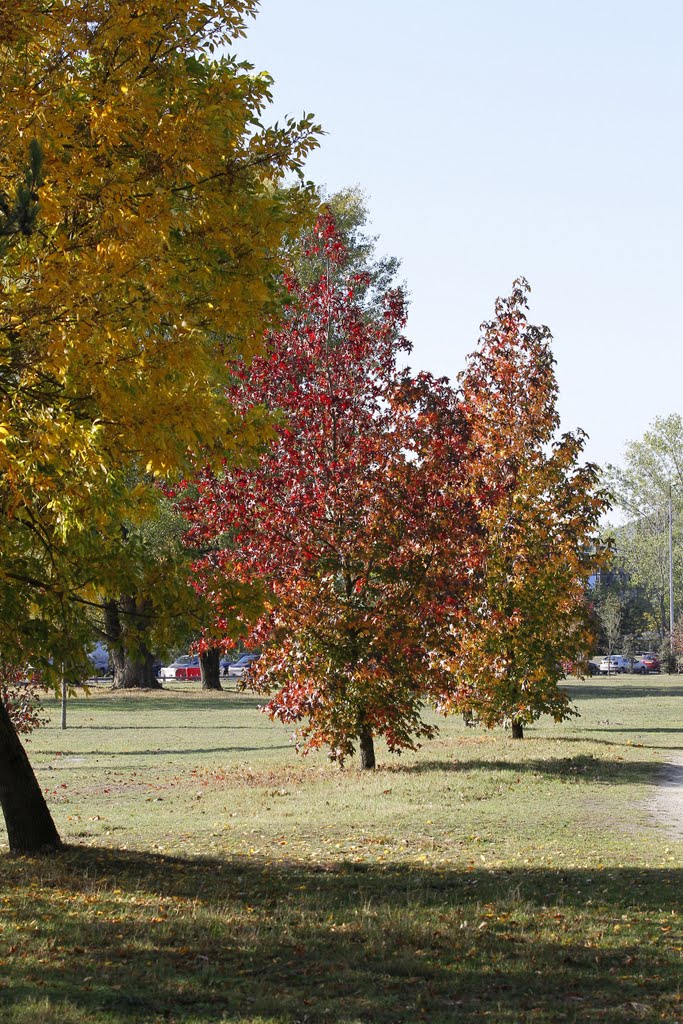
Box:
(227, 654, 260, 678)
(87, 643, 109, 675)
(599, 655, 646, 674)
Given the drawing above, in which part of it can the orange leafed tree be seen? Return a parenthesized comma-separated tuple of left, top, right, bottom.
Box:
(438, 280, 608, 738)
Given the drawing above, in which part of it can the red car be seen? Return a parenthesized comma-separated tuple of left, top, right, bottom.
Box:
(640, 653, 660, 673)
(178, 657, 201, 680)
(159, 653, 235, 681)
(159, 655, 201, 680)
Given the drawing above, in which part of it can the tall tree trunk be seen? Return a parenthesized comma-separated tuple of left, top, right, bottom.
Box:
(359, 724, 376, 769)
(112, 648, 159, 689)
(659, 593, 667, 640)
(0, 700, 61, 853)
(105, 598, 126, 681)
(108, 596, 161, 689)
(200, 648, 222, 690)
(510, 719, 524, 739)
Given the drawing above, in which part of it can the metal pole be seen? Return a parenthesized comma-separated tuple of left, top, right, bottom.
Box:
(669, 483, 675, 665)
(61, 673, 67, 730)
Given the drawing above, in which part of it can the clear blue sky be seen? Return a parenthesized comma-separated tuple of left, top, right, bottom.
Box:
(234, 0, 682, 469)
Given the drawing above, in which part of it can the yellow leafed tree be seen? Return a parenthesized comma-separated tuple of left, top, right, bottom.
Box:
(0, 0, 319, 852)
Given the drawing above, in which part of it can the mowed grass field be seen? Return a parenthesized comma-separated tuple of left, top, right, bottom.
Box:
(0, 676, 681, 1024)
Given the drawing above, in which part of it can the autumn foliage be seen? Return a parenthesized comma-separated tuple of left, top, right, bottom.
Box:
(0, 0, 319, 673)
(439, 281, 607, 736)
(182, 213, 484, 766)
(0, 0, 319, 852)
(0, 666, 46, 735)
(182, 223, 607, 762)
(0, 4, 606, 848)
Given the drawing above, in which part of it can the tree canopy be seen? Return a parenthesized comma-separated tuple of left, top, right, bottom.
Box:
(0, 0, 320, 851)
(438, 281, 607, 737)
(0, 0, 320, 673)
(181, 212, 484, 767)
(604, 414, 683, 639)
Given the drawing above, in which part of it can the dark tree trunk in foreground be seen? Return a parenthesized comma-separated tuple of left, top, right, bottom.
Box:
(107, 597, 161, 689)
(511, 719, 524, 739)
(0, 700, 61, 853)
(359, 725, 376, 769)
(200, 648, 222, 690)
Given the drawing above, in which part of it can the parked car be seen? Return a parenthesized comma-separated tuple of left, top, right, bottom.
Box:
(182, 655, 236, 681)
(159, 655, 198, 681)
(561, 659, 599, 677)
(639, 653, 661, 673)
(177, 655, 202, 680)
(599, 655, 647, 675)
(87, 644, 109, 675)
(161, 654, 242, 681)
(599, 656, 623, 674)
(227, 654, 260, 678)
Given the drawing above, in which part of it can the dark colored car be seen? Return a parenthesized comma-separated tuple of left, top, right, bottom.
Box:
(640, 653, 661, 673)
(562, 659, 599, 677)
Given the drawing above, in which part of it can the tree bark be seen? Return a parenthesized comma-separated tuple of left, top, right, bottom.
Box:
(359, 724, 376, 769)
(105, 598, 126, 683)
(108, 597, 161, 689)
(0, 699, 61, 853)
(111, 648, 160, 689)
(510, 719, 524, 739)
(200, 648, 222, 690)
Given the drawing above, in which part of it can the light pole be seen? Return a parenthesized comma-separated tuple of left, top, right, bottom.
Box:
(669, 483, 675, 666)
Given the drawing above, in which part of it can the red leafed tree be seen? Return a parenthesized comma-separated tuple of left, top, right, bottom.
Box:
(438, 280, 607, 738)
(182, 213, 483, 768)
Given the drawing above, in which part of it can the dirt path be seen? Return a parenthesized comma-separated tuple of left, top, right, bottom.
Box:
(649, 752, 683, 840)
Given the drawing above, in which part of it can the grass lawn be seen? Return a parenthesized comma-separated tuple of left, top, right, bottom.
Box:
(0, 675, 681, 1023)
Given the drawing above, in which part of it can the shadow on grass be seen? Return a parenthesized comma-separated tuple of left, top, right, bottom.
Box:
(389, 755, 664, 785)
(47, 695, 265, 715)
(38, 745, 293, 757)
(0, 846, 680, 1024)
(589, 728, 683, 741)
(549, 734, 683, 752)
(60, 724, 266, 731)
(563, 682, 683, 699)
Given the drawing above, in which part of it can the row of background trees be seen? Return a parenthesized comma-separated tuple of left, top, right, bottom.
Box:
(598, 414, 683, 669)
